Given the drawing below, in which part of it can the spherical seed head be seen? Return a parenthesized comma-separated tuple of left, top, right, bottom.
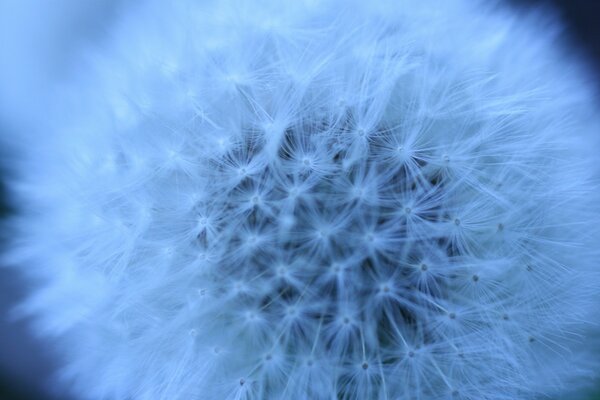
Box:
(4, 1, 600, 400)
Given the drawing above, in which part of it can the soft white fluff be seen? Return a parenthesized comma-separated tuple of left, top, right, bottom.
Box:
(3, 0, 600, 399)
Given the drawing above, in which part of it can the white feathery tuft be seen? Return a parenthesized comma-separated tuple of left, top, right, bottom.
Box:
(2, 0, 600, 399)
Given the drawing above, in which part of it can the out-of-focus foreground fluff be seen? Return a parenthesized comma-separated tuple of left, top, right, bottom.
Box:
(1, 0, 600, 399)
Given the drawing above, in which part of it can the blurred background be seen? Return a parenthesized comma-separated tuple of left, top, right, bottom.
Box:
(0, 0, 599, 399)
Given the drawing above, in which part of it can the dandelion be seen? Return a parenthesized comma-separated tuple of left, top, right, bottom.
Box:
(3, 0, 600, 399)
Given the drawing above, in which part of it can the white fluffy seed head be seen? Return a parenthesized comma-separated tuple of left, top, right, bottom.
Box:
(3, 0, 600, 399)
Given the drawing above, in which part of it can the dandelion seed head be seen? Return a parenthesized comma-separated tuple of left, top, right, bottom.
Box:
(3, 0, 600, 399)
